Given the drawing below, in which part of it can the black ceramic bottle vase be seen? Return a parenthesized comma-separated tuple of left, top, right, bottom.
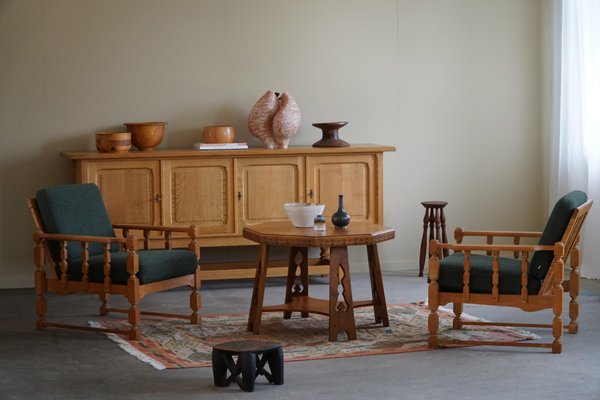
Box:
(331, 194, 351, 228)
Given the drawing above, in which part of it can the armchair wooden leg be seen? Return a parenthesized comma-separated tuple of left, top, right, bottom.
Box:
(190, 269, 201, 324)
(125, 236, 141, 340)
(428, 304, 440, 349)
(34, 268, 47, 330)
(99, 292, 110, 315)
(552, 268, 564, 354)
(452, 303, 463, 329)
(128, 307, 141, 340)
(33, 238, 47, 330)
(552, 313, 563, 354)
(428, 245, 440, 349)
(127, 278, 141, 340)
(428, 291, 440, 349)
(568, 246, 580, 334)
(33, 239, 48, 329)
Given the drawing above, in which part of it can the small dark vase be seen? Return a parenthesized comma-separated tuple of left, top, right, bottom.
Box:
(331, 194, 351, 228)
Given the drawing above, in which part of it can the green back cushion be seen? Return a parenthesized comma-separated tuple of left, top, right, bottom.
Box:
(36, 183, 119, 260)
(529, 190, 587, 282)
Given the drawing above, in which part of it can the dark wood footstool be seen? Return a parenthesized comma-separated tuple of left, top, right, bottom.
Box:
(212, 340, 284, 392)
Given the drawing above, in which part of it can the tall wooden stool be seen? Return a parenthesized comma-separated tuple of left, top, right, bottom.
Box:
(212, 340, 284, 392)
(419, 201, 449, 277)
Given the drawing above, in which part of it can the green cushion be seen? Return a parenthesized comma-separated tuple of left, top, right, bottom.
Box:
(67, 249, 198, 285)
(529, 190, 588, 281)
(438, 253, 530, 295)
(436, 190, 587, 295)
(36, 184, 119, 261)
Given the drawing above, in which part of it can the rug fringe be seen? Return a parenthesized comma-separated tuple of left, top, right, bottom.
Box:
(89, 321, 167, 370)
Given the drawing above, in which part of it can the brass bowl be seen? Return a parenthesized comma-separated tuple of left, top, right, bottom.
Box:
(124, 122, 166, 151)
(202, 125, 235, 143)
(95, 132, 132, 153)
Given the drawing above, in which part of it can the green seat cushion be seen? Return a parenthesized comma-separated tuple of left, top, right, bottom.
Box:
(67, 249, 198, 285)
(35, 184, 119, 260)
(437, 190, 587, 295)
(438, 253, 533, 295)
(529, 190, 587, 281)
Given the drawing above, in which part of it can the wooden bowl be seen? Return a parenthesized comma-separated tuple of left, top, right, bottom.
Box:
(124, 122, 166, 151)
(202, 125, 235, 143)
(95, 132, 132, 153)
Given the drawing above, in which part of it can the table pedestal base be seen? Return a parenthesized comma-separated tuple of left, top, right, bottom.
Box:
(248, 243, 389, 341)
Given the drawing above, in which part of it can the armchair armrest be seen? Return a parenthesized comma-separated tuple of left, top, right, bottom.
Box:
(112, 224, 199, 236)
(112, 224, 200, 253)
(33, 231, 137, 290)
(457, 229, 542, 239)
(37, 232, 126, 245)
(436, 241, 555, 254)
(454, 228, 543, 258)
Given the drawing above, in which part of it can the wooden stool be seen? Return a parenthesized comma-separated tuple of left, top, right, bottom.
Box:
(419, 201, 449, 277)
(212, 340, 284, 392)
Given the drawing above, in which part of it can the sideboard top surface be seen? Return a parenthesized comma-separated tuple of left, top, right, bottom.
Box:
(62, 144, 396, 160)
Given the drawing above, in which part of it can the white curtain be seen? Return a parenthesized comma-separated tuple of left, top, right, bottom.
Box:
(550, 0, 600, 278)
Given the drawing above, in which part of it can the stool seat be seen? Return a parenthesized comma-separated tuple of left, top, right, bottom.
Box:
(213, 340, 281, 354)
(212, 340, 284, 392)
(421, 201, 448, 208)
(419, 201, 449, 277)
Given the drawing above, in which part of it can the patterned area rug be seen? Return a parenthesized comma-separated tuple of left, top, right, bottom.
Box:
(90, 303, 537, 370)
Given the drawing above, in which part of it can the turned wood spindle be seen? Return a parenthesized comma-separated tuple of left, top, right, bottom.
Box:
(418, 201, 448, 277)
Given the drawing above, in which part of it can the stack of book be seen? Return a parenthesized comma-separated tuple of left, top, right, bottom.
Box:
(192, 142, 249, 150)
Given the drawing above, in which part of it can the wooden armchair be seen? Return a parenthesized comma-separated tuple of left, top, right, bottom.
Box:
(28, 183, 202, 340)
(427, 191, 592, 353)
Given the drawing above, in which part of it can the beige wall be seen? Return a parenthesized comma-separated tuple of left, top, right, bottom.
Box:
(0, 0, 543, 288)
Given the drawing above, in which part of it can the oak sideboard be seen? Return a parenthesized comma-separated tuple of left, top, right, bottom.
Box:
(62, 144, 395, 280)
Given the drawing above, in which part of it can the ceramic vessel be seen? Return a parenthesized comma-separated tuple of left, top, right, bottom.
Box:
(202, 125, 235, 143)
(283, 202, 325, 227)
(95, 132, 131, 153)
(272, 92, 301, 149)
(331, 195, 351, 228)
(248, 90, 301, 149)
(124, 122, 166, 151)
(312, 122, 350, 147)
(248, 91, 278, 149)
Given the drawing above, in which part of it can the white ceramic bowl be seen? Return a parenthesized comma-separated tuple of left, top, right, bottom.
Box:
(283, 202, 325, 227)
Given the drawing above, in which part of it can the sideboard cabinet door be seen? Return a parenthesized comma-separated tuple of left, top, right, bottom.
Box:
(237, 156, 306, 227)
(306, 154, 380, 224)
(86, 160, 161, 227)
(162, 159, 235, 234)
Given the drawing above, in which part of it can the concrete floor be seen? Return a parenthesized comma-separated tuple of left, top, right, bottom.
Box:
(2, 272, 599, 400)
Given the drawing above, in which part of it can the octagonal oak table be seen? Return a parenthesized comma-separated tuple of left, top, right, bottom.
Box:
(243, 221, 396, 341)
